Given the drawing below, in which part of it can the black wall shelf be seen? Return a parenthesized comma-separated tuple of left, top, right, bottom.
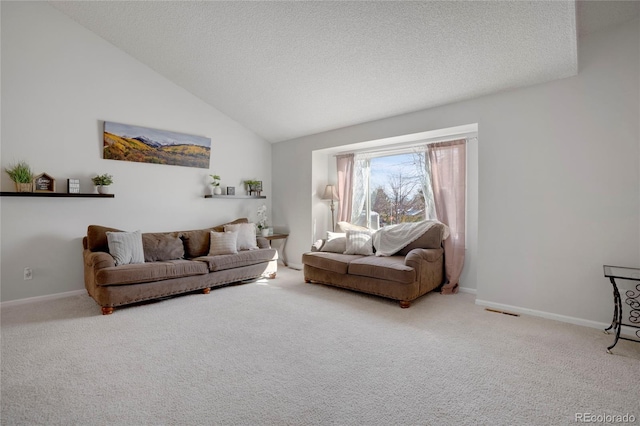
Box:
(205, 195, 266, 199)
(0, 192, 115, 198)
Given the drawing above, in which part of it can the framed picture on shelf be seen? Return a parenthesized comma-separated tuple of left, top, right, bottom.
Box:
(67, 179, 80, 194)
(226, 186, 235, 195)
(33, 173, 55, 193)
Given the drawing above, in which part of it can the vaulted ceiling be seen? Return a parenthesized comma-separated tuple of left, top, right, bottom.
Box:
(50, 1, 639, 143)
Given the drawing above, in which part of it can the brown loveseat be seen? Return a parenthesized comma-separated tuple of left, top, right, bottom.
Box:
(302, 222, 446, 308)
(83, 219, 277, 315)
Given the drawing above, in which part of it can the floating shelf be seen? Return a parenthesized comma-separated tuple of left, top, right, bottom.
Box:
(204, 195, 266, 199)
(0, 192, 115, 198)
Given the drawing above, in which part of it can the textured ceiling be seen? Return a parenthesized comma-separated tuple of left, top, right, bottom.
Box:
(49, 1, 638, 143)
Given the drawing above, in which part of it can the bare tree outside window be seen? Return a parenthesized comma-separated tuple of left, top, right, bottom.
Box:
(387, 172, 418, 224)
(354, 149, 437, 228)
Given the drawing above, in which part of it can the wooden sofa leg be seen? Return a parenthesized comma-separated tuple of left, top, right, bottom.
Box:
(269, 272, 277, 279)
(202, 287, 211, 294)
(399, 300, 411, 309)
(101, 307, 114, 315)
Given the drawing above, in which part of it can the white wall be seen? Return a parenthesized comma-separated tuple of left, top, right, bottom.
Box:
(272, 19, 640, 324)
(0, 2, 272, 302)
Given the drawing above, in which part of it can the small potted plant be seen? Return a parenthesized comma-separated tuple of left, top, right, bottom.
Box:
(210, 174, 222, 195)
(256, 204, 269, 236)
(5, 161, 34, 192)
(92, 173, 113, 194)
(244, 179, 261, 196)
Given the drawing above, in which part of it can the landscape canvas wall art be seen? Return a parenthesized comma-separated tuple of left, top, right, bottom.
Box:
(103, 121, 211, 168)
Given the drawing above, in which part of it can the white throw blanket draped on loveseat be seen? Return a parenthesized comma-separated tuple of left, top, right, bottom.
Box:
(372, 220, 450, 256)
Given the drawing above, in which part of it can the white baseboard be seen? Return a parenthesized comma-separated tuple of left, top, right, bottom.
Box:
(458, 287, 477, 295)
(0, 289, 86, 309)
(475, 298, 608, 330)
(475, 298, 640, 338)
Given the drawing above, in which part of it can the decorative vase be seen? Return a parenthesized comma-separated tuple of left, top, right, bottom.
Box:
(15, 182, 32, 193)
(97, 185, 111, 195)
(261, 228, 269, 237)
(213, 186, 222, 195)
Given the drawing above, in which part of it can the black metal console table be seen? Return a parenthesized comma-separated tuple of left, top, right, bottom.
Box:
(603, 265, 640, 353)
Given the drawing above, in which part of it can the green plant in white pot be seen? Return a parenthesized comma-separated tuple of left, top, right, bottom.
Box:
(5, 161, 34, 192)
(92, 173, 113, 194)
(210, 174, 222, 195)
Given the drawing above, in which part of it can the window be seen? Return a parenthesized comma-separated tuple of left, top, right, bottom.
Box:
(351, 149, 436, 229)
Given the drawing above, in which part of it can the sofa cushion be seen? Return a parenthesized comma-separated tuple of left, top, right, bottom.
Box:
(87, 225, 122, 252)
(142, 232, 184, 262)
(95, 259, 209, 286)
(348, 256, 415, 284)
(301, 252, 364, 275)
(194, 248, 277, 272)
(106, 230, 145, 266)
(208, 231, 238, 256)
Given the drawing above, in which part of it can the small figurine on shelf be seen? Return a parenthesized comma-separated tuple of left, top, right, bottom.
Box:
(210, 174, 222, 195)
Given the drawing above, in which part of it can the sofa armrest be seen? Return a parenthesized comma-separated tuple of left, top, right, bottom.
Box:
(405, 248, 445, 294)
(311, 239, 325, 252)
(404, 248, 443, 265)
(84, 249, 115, 270)
(256, 237, 270, 249)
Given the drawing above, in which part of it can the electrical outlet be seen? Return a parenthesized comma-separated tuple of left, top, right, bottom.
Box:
(23, 267, 33, 281)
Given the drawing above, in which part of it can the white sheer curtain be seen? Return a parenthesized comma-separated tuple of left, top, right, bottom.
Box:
(412, 146, 437, 221)
(336, 154, 354, 223)
(350, 154, 371, 225)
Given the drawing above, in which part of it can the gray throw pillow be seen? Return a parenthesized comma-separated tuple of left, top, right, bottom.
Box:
(106, 230, 145, 266)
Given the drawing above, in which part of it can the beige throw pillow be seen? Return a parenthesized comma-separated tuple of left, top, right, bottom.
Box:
(106, 230, 145, 266)
(336, 221, 369, 233)
(208, 231, 238, 256)
(224, 223, 258, 251)
(344, 229, 374, 255)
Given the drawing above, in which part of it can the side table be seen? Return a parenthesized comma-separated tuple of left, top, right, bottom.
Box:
(264, 233, 289, 267)
(603, 265, 640, 353)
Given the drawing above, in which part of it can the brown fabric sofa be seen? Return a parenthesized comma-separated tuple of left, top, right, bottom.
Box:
(83, 218, 277, 315)
(302, 222, 446, 308)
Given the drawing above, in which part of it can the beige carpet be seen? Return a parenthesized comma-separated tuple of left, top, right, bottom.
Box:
(1, 267, 639, 425)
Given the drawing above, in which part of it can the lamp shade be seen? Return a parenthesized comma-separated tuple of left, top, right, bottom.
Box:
(321, 185, 339, 201)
